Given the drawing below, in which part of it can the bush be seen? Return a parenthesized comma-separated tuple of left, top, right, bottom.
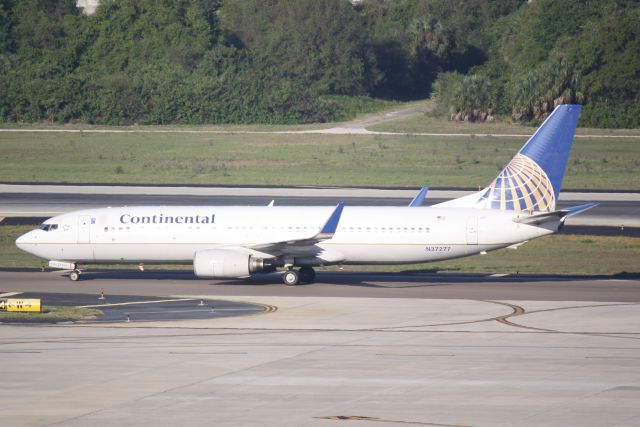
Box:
(580, 101, 640, 129)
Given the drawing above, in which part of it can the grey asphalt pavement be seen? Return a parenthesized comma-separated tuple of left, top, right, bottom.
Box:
(1, 184, 639, 228)
(1, 269, 639, 302)
(0, 291, 265, 323)
(1, 270, 639, 427)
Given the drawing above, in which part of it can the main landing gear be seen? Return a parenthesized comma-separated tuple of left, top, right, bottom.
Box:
(69, 269, 82, 281)
(282, 266, 316, 286)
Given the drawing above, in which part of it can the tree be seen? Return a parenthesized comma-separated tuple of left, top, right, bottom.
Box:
(219, 0, 378, 96)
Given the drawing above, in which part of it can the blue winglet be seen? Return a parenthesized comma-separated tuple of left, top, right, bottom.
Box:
(408, 186, 429, 207)
(317, 202, 344, 238)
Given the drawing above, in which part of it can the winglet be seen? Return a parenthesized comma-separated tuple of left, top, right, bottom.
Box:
(316, 202, 344, 239)
(408, 187, 429, 207)
(249, 202, 345, 251)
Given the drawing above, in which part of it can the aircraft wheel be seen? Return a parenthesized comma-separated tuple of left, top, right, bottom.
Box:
(69, 270, 81, 282)
(282, 270, 299, 286)
(299, 266, 316, 283)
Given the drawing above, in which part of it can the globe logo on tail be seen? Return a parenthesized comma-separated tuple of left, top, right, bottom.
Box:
(475, 154, 555, 213)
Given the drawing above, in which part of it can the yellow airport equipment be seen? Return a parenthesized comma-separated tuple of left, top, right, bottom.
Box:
(0, 298, 42, 312)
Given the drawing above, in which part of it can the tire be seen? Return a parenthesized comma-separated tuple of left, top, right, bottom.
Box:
(299, 266, 316, 283)
(282, 270, 299, 286)
(69, 270, 81, 282)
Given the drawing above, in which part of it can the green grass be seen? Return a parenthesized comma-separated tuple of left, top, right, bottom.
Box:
(3, 225, 639, 276)
(1, 130, 639, 189)
(0, 305, 102, 321)
(0, 226, 45, 268)
(339, 234, 640, 276)
(369, 112, 640, 136)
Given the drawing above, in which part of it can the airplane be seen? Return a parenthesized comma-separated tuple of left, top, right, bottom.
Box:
(16, 104, 596, 285)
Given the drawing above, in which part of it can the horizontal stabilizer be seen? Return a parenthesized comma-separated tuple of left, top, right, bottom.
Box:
(513, 202, 598, 226)
(408, 187, 429, 207)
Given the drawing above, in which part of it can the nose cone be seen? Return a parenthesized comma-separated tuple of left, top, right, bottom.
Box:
(15, 230, 36, 252)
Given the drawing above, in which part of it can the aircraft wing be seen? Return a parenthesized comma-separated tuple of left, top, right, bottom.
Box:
(249, 202, 344, 252)
(513, 202, 598, 226)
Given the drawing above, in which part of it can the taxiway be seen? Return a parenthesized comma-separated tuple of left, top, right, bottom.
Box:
(1, 270, 639, 427)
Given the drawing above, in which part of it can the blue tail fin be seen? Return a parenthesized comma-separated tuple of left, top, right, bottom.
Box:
(475, 104, 581, 212)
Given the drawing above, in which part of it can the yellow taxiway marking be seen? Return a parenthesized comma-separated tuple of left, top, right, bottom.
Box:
(0, 292, 23, 298)
(316, 415, 470, 427)
(79, 298, 196, 309)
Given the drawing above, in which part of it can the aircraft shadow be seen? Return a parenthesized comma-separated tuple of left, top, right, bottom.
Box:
(3, 268, 636, 287)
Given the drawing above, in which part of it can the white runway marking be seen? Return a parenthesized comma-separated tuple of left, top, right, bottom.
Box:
(79, 298, 196, 308)
(0, 292, 23, 298)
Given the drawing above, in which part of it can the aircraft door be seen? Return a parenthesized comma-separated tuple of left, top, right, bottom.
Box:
(78, 215, 91, 243)
(466, 217, 478, 245)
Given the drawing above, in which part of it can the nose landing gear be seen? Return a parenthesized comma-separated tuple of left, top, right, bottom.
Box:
(69, 269, 82, 281)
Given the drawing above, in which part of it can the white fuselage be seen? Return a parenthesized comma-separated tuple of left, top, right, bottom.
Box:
(16, 205, 555, 266)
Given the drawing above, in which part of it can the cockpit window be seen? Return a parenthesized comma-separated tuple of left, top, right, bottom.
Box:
(38, 223, 58, 232)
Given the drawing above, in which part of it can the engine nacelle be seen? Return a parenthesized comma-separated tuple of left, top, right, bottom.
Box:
(193, 249, 275, 279)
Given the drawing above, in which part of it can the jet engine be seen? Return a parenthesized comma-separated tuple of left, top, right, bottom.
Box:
(193, 249, 276, 279)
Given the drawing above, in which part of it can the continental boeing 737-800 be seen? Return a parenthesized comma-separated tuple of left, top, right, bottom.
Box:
(16, 104, 596, 285)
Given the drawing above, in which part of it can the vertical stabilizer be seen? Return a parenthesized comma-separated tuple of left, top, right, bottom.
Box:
(436, 104, 581, 213)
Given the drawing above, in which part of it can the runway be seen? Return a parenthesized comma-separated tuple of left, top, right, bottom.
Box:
(1, 183, 639, 229)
